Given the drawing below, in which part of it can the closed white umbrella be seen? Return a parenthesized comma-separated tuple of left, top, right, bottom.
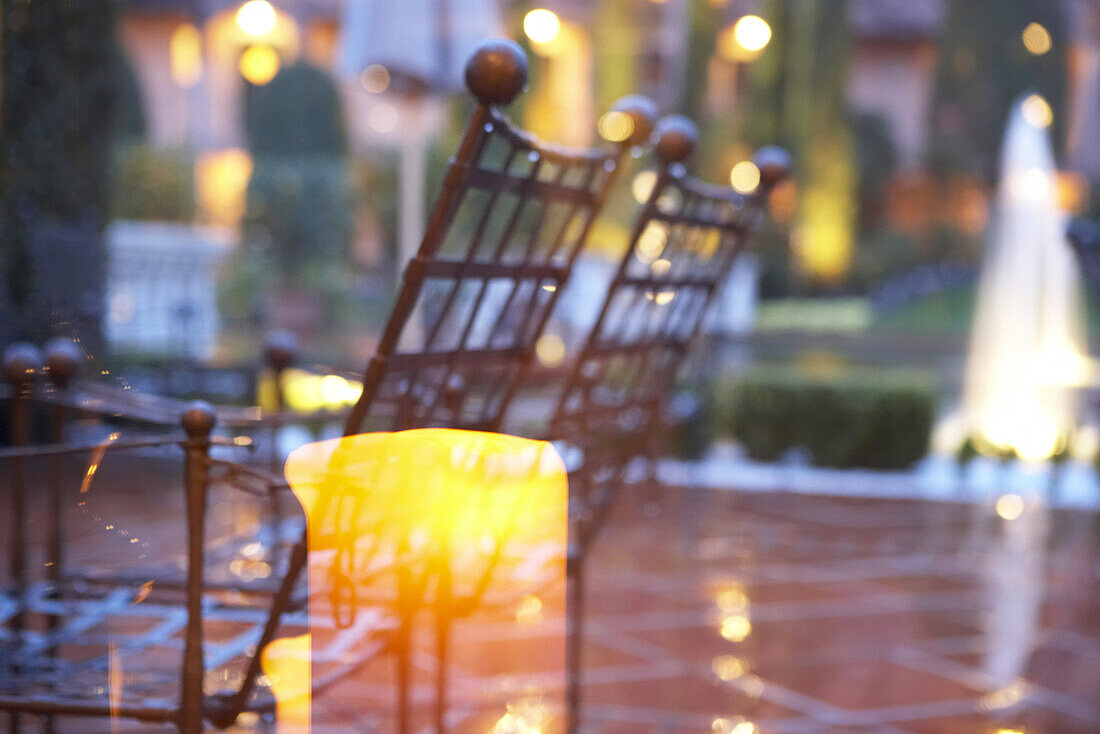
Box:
(335, 0, 505, 311)
(337, 0, 502, 90)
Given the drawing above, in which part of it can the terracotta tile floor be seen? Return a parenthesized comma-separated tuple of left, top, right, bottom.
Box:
(7, 473, 1100, 733)
(560, 486, 1100, 734)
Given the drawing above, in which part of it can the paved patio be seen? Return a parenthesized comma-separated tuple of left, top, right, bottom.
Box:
(10, 471, 1100, 733)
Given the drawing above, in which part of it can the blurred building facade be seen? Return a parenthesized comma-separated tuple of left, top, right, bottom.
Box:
(102, 0, 1100, 315)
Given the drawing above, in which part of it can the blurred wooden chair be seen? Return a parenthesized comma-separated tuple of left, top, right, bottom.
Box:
(0, 39, 657, 733)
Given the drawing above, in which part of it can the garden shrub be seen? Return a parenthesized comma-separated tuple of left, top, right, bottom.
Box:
(718, 365, 936, 469)
(226, 60, 354, 330)
(110, 144, 195, 222)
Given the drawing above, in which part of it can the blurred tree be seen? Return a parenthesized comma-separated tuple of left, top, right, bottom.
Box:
(0, 0, 128, 352)
(735, 0, 856, 290)
(110, 145, 195, 223)
(230, 60, 353, 332)
(246, 60, 347, 158)
(929, 0, 1067, 179)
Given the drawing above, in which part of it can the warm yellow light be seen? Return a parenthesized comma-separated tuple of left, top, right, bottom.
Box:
(598, 110, 635, 143)
(981, 680, 1028, 710)
(239, 44, 281, 85)
(730, 161, 761, 194)
(711, 654, 746, 681)
(492, 698, 550, 734)
(535, 333, 566, 368)
(523, 9, 561, 44)
(261, 635, 311, 731)
(360, 63, 390, 93)
(632, 170, 659, 204)
(280, 368, 363, 412)
(170, 23, 203, 87)
(651, 258, 671, 276)
(734, 15, 771, 52)
(718, 15, 771, 61)
(995, 493, 1025, 520)
(712, 717, 755, 734)
(716, 586, 749, 612)
(1022, 21, 1052, 55)
(648, 290, 675, 306)
(237, 0, 277, 37)
(636, 221, 667, 263)
(719, 613, 751, 642)
(1055, 171, 1089, 214)
(195, 148, 253, 227)
(1021, 93, 1053, 129)
(285, 428, 568, 594)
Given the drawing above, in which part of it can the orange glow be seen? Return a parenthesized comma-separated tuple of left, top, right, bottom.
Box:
(170, 23, 203, 87)
(286, 430, 567, 569)
(239, 44, 281, 85)
(195, 148, 253, 226)
(1055, 170, 1089, 214)
(283, 429, 568, 723)
(262, 635, 311, 733)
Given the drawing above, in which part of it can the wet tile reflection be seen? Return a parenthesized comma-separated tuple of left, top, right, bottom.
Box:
(575, 487, 1100, 733)
(8, 461, 1099, 732)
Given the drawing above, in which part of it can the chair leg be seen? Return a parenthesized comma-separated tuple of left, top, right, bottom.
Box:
(565, 547, 586, 734)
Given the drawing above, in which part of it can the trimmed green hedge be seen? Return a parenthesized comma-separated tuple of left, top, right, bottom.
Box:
(718, 366, 936, 469)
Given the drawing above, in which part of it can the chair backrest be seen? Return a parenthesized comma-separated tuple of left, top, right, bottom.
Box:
(343, 40, 656, 437)
(545, 116, 788, 491)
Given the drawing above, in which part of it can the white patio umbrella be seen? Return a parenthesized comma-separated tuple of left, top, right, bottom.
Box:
(336, 0, 504, 302)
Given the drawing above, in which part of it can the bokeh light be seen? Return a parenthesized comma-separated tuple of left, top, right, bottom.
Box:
(711, 654, 747, 681)
(733, 15, 772, 52)
(236, 0, 277, 37)
(719, 613, 751, 641)
(535, 333, 566, 368)
(169, 23, 203, 87)
(367, 102, 398, 133)
(1022, 21, 1052, 55)
(598, 110, 635, 143)
(238, 44, 280, 85)
(730, 161, 761, 194)
(360, 64, 390, 93)
(995, 493, 1025, 520)
(524, 9, 561, 44)
(1021, 93, 1053, 129)
(632, 170, 659, 203)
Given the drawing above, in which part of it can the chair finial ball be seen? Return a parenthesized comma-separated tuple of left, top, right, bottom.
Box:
(654, 115, 698, 165)
(3, 342, 42, 386)
(44, 338, 82, 387)
(753, 145, 792, 191)
(465, 39, 529, 106)
(181, 400, 217, 439)
(610, 95, 658, 147)
(264, 329, 299, 372)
